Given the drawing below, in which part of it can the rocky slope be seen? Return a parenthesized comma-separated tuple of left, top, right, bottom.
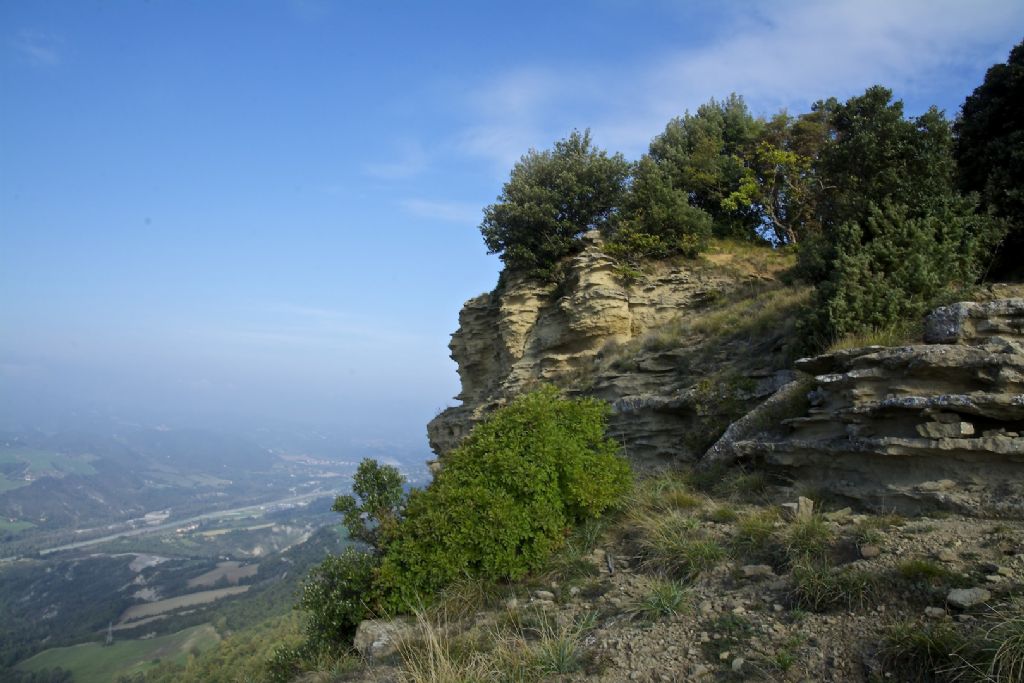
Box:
(428, 233, 805, 468)
(728, 298, 1024, 516)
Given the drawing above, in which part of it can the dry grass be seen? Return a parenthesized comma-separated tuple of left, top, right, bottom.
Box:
(397, 607, 596, 683)
(827, 320, 924, 352)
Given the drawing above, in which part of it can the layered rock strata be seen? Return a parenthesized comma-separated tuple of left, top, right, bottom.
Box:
(428, 232, 800, 467)
(730, 299, 1024, 515)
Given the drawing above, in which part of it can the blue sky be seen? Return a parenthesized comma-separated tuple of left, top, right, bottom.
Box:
(1, 0, 1022, 446)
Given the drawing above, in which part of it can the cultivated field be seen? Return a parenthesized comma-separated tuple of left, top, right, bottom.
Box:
(16, 624, 220, 683)
(117, 586, 249, 624)
(187, 560, 259, 587)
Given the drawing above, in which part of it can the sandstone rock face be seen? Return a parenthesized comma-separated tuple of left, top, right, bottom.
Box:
(428, 233, 802, 466)
(730, 299, 1024, 516)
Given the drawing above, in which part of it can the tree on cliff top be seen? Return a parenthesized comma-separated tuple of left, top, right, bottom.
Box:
(480, 129, 630, 278)
(954, 38, 1024, 278)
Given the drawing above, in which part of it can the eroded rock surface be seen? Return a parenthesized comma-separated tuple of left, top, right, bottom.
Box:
(428, 233, 802, 467)
(731, 299, 1024, 516)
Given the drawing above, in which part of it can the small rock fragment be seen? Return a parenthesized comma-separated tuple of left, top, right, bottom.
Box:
(916, 421, 975, 438)
(797, 496, 815, 521)
(859, 544, 881, 559)
(741, 564, 775, 578)
(925, 607, 946, 619)
(947, 587, 991, 609)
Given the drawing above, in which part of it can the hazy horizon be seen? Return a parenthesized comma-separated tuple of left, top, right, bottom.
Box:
(2, 0, 1022, 444)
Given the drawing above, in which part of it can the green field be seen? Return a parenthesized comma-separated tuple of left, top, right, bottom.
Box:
(0, 447, 98, 492)
(16, 624, 220, 682)
(0, 519, 35, 533)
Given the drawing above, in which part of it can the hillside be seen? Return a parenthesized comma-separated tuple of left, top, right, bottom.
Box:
(338, 245, 1024, 683)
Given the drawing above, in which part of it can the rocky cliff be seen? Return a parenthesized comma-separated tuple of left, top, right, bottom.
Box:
(430, 234, 1024, 516)
(729, 297, 1024, 516)
(428, 232, 806, 468)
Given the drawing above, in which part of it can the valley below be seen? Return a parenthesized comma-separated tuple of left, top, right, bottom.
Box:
(0, 426, 429, 682)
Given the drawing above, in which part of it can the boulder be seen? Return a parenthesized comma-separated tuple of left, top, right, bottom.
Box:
(946, 588, 991, 610)
(353, 618, 415, 659)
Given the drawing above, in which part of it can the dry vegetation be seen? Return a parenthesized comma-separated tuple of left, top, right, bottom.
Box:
(326, 467, 1024, 683)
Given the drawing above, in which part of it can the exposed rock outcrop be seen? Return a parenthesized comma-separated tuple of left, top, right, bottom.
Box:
(730, 299, 1024, 516)
(428, 232, 804, 467)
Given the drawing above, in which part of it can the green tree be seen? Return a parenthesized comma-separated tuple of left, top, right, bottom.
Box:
(480, 129, 630, 278)
(811, 200, 991, 342)
(331, 459, 405, 548)
(723, 104, 836, 245)
(648, 94, 764, 239)
(604, 155, 713, 262)
(801, 86, 1000, 344)
(954, 39, 1023, 278)
(816, 87, 955, 235)
(375, 387, 631, 611)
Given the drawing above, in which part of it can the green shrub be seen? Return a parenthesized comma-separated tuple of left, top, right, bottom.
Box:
(297, 548, 379, 656)
(376, 387, 632, 611)
(603, 156, 712, 263)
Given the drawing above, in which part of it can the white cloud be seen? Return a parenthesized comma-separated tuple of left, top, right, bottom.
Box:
(401, 198, 481, 225)
(453, 0, 1024, 166)
(10, 30, 62, 66)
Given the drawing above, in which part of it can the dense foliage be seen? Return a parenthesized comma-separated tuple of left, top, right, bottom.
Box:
(375, 386, 631, 610)
(479, 49, 1022, 346)
(954, 39, 1024, 278)
(799, 86, 1001, 343)
(481, 130, 630, 278)
(295, 548, 378, 656)
(294, 387, 631, 663)
(274, 464, 405, 672)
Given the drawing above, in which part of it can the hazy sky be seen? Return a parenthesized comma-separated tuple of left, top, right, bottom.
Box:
(1, 0, 1021, 443)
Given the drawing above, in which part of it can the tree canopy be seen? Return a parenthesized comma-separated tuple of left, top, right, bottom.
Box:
(954, 39, 1024, 278)
(480, 129, 630, 278)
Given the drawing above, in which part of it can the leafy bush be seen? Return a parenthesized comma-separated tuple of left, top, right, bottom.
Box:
(806, 199, 996, 345)
(955, 39, 1024, 279)
(481, 130, 630, 278)
(376, 386, 632, 611)
(296, 548, 378, 656)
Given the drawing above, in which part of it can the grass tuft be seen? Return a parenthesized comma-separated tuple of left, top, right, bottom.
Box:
(877, 618, 967, 683)
(783, 515, 835, 562)
(627, 581, 690, 621)
(790, 560, 878, 612)
(731, 509, 781, 563)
